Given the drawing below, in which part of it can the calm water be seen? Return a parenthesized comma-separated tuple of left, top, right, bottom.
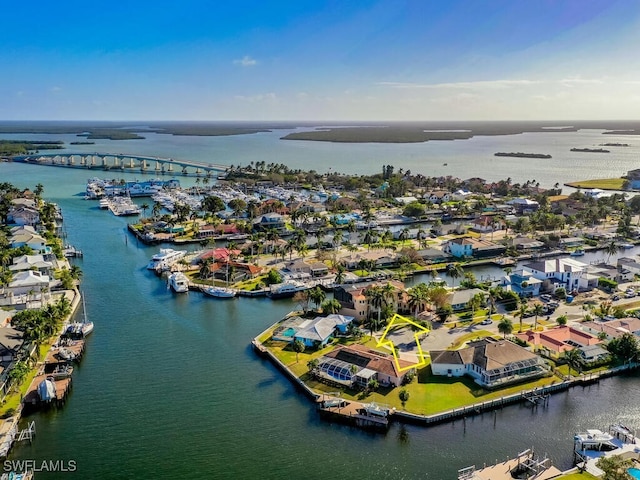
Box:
(1, 130, 639, 479)
(3, 126, 640, 187)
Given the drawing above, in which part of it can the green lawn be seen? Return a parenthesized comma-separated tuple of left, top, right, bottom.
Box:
(565, 177, 626, 190)
(555, 472, 598, 480)
(263, 334, 564, 416)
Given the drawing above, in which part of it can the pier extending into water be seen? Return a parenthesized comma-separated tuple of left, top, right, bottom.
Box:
(11, 152, 229, 177)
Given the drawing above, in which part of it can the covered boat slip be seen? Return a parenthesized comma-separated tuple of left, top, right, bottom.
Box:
(458, 449, 561, 480)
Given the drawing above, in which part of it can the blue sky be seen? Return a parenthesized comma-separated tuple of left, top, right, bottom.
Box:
(2, 0, 640, 121)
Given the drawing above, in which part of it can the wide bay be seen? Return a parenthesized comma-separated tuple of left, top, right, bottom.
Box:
(1, 128, 639, 479)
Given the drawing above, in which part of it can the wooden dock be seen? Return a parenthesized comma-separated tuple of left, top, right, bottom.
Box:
(317, 397, 391, 432)
(458, 449, 561, 480)
(22, 374, 72, 410)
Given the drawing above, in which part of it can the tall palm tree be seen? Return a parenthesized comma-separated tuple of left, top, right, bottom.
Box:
(532, 303, 544, 331)
(407, 285, 427, 319)
(321, 298, 341, 314)
(309, 286, 326, 311)
(564, 348, 582, 378)
(364, 286, 386, 335)
(448, 263, 464, 287)
(605, 240, 621, 263)
(497, 317, 513, 338)
(517, 303, 528, 332)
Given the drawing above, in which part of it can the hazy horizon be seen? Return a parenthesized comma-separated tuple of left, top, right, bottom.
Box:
(3, 0, 640, 122)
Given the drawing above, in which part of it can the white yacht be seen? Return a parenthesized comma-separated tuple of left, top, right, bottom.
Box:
(168, 272, 190, 293)
(202, 286, 236, 298)
(268, 281, 307, 299)
(147, 249, 187, 271)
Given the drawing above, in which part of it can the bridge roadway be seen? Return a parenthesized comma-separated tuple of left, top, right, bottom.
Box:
(11, 152, 229, 177)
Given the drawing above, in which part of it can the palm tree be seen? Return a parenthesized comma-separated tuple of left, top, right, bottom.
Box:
(307, 358, 319, 377)
(467, 293, 484, 321)
(448, 263, 464, 287)
(532, 303, 544, 331)
(497, 316, 513, 338)
(564, 348, 582, 378)
(517, 303, 528, 332)
(364, 286, 386, 336)
(309, 287, 326, 311)
(321, 298, 341, 314)
(141, 202, 149, 218)
(605, 240, 621, 263)
(407, 285, 428, 319)
(292, 339, 305, 363)
(334, 263, 346, 285)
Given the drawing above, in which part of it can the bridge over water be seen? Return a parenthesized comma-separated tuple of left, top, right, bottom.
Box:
(11, 152, 230, 177)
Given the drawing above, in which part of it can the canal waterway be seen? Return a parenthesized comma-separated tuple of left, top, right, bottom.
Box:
(1, 138, 639, 478)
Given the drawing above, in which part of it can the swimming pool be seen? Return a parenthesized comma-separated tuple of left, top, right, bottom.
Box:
(282, 327, 296, 337)
(628, 468, 640, 480)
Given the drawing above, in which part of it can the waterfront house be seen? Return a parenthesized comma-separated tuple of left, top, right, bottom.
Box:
(8, 254, 54, 276)
(578, 344, 610, 363)
(588, 263, 634, 284)
(6, 270, 50, 298)
(443, 237, 506, 259)
(318, 344, 414, 388)
(253, 212, 286, 232)
(7, 204, 40, 227)
(285, 259, 329, 278)
(424, 191, 451, 204)
(506, 198, 539, 214)
(334, 280, 405, 320)
(523, 257, 595, 293)
(430, 338, 550, 389)
(469, 214, 503, 233)
(445, 288, 486, 312)
(417, 248, 451, 264)
(501, 269, 543, 298)
(515, 326, 602, 359)
(343, 251, 398, 270)
(0, 327, 36, 397)
(617, 257, 640, 276)
(511, 236, 545, 251)
(292, 314, 355, 348)
(9, 232, 50, 255)
(579, 318, 640, 341)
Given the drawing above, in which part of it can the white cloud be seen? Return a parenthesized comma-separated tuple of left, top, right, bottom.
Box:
(50, 86, 62, 92)
(233, 55, 257, 67)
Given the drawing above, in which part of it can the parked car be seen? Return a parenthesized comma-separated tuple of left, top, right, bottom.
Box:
(625, 292, 636, 298)
(540, 294, 552, 302)
(611, 295, 620, 301)
(480, 318, 493, 325)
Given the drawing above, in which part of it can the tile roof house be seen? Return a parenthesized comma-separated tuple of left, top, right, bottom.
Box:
(333, 280, 405, 320)
(430, 338, 550, 389)
(579, 318, 640, 341)
(515, 326, 602, 358)
(318, 344, 414, 388)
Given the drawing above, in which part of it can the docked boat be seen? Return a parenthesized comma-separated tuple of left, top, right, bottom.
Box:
(574, 429, 621, 458)
(50, 364, 73, 379)
(37, 377, 56, 402)
(56, 347, 77, 362)
(65, 294, 94, 338)
(202, 286, 236, 298)
(98, 198, 110, 209)
(147, 248, 187, 271)
(268, 281, 307, 299)
(168, 272, 190, 293)
(570, 249, 585, 257)
(618, 243, 634, 249)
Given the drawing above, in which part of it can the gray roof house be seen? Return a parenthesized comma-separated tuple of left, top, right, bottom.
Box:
(430, 338, 549, 389)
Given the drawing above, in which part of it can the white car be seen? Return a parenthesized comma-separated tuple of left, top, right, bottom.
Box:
(480, 319, 493, 325)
